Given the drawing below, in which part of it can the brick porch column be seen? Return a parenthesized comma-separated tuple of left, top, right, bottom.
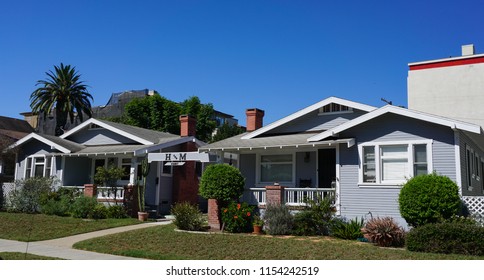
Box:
(265, 183, 285, 205)
(84, 184, 97, 198)
(123, 184, 139, 218)
(208, 199, 222, 230)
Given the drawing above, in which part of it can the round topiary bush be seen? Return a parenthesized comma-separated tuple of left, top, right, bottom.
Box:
(199, 164, 245, 202)
(399, 173, 461, 227)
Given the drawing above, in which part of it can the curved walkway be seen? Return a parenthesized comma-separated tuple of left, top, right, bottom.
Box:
(0, 220, 171, 260)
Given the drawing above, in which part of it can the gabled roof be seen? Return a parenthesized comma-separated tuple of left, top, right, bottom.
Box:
(307, 105, 482, 142)
(9, 133, 85, 153)
(241, 96, 376, 140)
(60, 118, 180, 145)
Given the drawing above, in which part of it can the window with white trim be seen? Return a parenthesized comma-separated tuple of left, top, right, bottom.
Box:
(360, 142, 431, 185)
(260, 154, 293, 183)
(25, 156, 52, 178)
(121, 158, 131, 181)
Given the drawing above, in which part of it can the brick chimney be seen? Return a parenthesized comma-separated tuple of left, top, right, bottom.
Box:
(180, 115, 196, 137)
(246, 108, 265, 132)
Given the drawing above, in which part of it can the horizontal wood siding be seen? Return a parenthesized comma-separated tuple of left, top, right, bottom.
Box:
(66, 128, 138, 145)
(271, 110, 367, 134)
(338, 114, 457, 228)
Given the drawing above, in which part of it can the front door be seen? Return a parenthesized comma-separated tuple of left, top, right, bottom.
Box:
(318, 149, 336, 188)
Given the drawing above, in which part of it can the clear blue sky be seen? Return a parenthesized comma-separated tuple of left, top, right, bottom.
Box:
(1, 0, 483, 126)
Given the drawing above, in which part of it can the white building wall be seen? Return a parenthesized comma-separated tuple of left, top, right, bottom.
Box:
(408, 54, 484, 128)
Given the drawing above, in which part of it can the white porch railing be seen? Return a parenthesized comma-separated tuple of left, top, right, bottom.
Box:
(96, 186, 125, 202)
(244, 187, 335, 206)
(285, 188, 335, 206)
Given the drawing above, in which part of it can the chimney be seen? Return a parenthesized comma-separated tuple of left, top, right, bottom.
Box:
(180, 115, 196, 137)
(462, 44, 475, 56)
(246, 108, 265, 132)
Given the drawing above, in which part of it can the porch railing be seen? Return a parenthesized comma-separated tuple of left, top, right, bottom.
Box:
(62, 185, 125, 202)
(244, 187, 335, 206)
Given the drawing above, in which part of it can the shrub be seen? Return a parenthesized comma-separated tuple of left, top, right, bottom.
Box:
(106, 205, 128, 219)
(292, 194, 335, 236)
(361, 217, 405, 247)
(221, 201, 254, 233)
(91, 204, 108, 219)
(171, 202, 205, 231)
(399, 173, 461, 227)
(331, 217, 365, 240)
(71, 196, 99, 219)
(406, 221, 484, 255)
(7, 177, 54, 213)
(199, 164, 245, 202)
(40, 187, 78, 216)
(264, 204, 293, 235)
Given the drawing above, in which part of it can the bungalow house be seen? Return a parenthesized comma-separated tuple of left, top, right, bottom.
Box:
(8, 115, 205, 215)
(199, 97, 484, 227)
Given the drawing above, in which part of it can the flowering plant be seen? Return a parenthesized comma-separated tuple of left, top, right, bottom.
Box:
(221, 201, 254, 233)
(253, 215, 264, 226)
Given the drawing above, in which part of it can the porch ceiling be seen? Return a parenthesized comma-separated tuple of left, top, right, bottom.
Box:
(199, 132, 355, 152)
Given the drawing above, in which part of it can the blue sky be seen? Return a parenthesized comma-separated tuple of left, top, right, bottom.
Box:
(1, 0, 483, 126)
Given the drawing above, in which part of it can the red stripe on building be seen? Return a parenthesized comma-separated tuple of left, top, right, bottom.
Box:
(409, 56, 484, 71)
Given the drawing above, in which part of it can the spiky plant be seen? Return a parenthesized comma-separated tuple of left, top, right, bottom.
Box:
(361, 217, 405, 247)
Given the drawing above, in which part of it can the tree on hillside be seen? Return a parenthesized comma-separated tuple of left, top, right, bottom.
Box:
(180, 96, 217, 142)
(30, 63, 93, 136)
(211, 121, 245, 143)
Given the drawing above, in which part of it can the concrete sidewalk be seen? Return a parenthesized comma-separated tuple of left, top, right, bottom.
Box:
(0, 220, 171, 260)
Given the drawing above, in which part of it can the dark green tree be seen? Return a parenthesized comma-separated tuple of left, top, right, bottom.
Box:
(30, 63, 93, 136)
(211, 122, 245, 143)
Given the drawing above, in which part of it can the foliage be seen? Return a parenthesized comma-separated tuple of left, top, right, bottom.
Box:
(71, 196, 100, 219)
(406, 220, 484, 256)
(361, 217, 405, 247)
(91, 204, 108, 219)
(331, 217, 365, 240)
(399, 172, 461, 227)
(221, 201, 254, 233)
(122, 94, 217, 142)
(39, 187, 79, 216)
(199, 164, 245, 202)
(106, 205, 128, 219)
(6, 177, 54, 213)
(94, 164, 126, 206)
(292, 194, 336, 236)
(211, 121, 245, 143)
(171, 202, 205, 231)
(138, 157, 150, 212)
(264, 204, 294, 235)
(30, 63, 93, 136)
(252, 214, 264, 226)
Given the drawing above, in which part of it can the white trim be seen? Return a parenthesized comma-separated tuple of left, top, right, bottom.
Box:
(60, 118, 154, 145)
(134, 136, 198, 156)
(308, 105, 482, 142)
(242, 97, 376, 140)
(408, 53, 484, 67)
(11, 133, 71, 153)
(358, 140, 433, 186)
(454, 131, 462, 193)
(335, 145, 341, 215)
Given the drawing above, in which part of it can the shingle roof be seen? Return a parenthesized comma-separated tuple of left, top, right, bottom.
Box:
(39, 134, 86, 152)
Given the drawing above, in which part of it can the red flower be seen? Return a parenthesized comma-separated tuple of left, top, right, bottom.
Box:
(223, 209, 227, 213)
(234, 215, 238, 219)
(247, 212, 251, 217)
(237, 204, 241, 210)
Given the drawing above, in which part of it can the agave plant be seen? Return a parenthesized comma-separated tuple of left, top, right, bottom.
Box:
(361, 217, 405, 247)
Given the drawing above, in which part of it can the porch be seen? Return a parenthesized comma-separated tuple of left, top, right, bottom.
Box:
(243, 186, 336, 207)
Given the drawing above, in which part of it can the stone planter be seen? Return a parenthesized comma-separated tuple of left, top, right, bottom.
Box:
(138, 211, 149, 222)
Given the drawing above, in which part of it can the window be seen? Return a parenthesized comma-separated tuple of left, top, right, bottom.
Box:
(260, 154, 293, 183)
(121, 158, 131, 180)
(360, 142, 430, 185)
(25, 156, 52, 178)
(466, 145, 483, 190)
(319, 103, 352, 114)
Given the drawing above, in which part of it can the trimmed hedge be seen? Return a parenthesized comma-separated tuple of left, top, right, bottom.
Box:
(199, 164, 245, 202)
(406, 221, 484, 256)
(399, 173, 460, 227)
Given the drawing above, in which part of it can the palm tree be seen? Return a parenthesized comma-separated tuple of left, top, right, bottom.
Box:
(30, 63, 93, 136)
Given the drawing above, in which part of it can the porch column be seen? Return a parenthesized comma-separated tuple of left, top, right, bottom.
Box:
(124, 183, 139, 218)
(265, 183, 285, 205)
(129, 158, 137, 185)
(208, 199, 222, 230)
(84, 184, 97, 198)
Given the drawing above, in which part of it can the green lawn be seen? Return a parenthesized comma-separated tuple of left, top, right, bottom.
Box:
(73, 223, 484, 260)
(0, 252, 63, 260)
(0, 212, 142, 241)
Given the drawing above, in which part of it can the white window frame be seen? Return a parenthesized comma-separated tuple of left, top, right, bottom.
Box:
(257, 152, 295, 185)
(24, 155, 53, 178)
(358, 140, 433, 187)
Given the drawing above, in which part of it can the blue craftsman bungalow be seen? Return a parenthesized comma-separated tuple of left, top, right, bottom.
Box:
(199, 97, 484, 227)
